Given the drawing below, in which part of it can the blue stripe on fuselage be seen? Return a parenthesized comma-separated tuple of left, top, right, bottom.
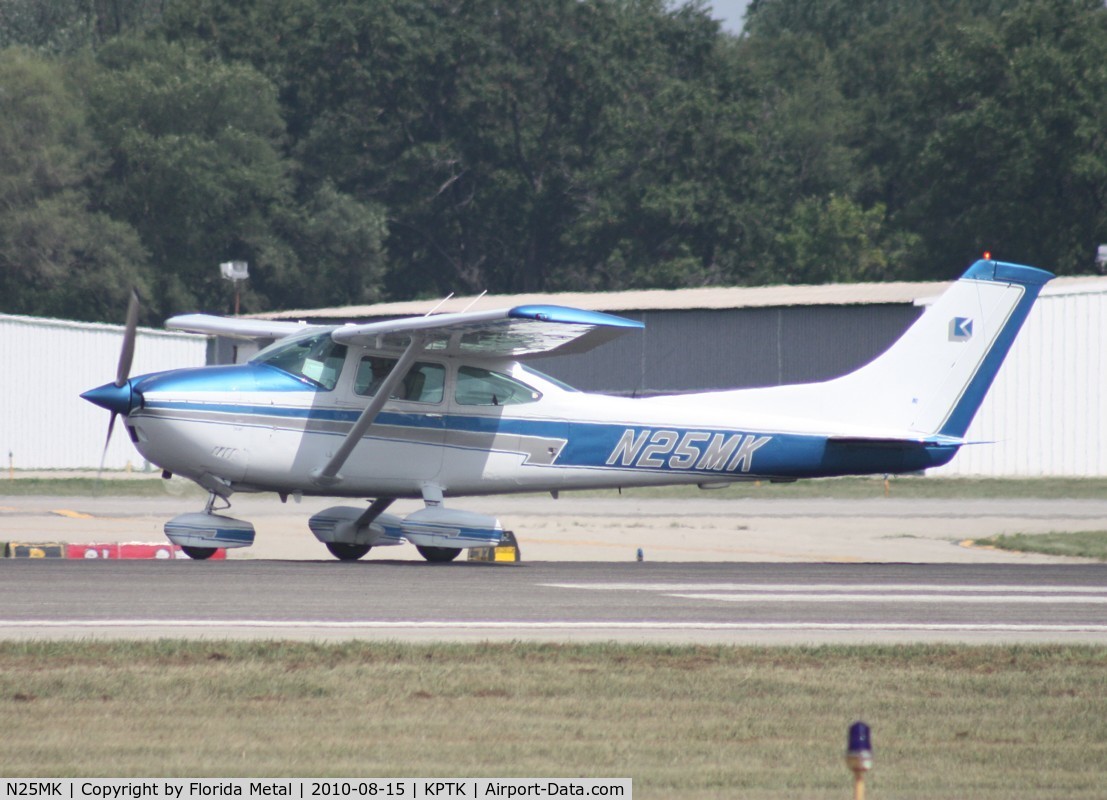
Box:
(137, 399, 960, 478)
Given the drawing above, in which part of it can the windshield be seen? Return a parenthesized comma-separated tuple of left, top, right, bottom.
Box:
(251, 331, 347, 390)
(519, 364, 578, 392)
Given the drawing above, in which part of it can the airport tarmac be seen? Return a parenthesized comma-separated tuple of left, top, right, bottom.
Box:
(1, 491, 1105, 564)
(3, 490, 1106, 644)
(1, 560, 1105, 644)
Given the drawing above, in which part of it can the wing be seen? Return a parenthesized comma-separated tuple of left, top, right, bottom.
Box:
(331, 304, 643, 357)
(165, 314, 315, 341)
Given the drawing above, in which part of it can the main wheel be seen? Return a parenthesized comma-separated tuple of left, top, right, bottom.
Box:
(416, 545, 462, 563)
(181, 545, 217, 560)
(326, 542, 371, 561)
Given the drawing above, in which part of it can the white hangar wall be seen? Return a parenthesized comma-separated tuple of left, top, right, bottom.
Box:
(0, 313, 207, 470)
(930, 280, 1107, 477)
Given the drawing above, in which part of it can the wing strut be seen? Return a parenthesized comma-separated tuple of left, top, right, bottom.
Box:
(312, 335, 426, 487)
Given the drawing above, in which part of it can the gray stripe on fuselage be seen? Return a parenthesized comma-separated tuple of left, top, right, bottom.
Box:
(135, 406, 566, 466)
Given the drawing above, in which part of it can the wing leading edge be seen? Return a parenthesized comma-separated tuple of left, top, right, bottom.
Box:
(166, 314, 314, 341)
(165, 304, 643, 358)
(332, 304, 643, 357)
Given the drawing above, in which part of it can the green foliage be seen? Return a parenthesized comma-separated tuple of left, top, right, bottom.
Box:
(84, 38, 294, 314)
(3, 0, 1107, 321)
(773, 195, 919, 283)
(0, 47, 150, 321)
(0, 0, 165, 53)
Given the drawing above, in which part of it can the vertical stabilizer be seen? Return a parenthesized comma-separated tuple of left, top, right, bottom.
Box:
(842, 259, 1052, 437)
(723, 259, 1053, 438)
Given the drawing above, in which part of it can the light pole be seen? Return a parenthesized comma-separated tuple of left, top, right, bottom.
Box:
(219, 261, 249, 315)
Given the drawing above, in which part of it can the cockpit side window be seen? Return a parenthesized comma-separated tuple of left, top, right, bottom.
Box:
(355, 357, 445, 403)
(251, 331, 347, 390)
(455, 366, 541, 406)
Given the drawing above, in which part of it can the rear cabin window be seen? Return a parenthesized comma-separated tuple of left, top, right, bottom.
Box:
(251, 331, 347, 390)
(355, 356, 445, 403)
(455, 366, 540, 406)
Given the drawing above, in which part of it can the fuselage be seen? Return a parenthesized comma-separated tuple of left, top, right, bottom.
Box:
(115, 342, 960, 500)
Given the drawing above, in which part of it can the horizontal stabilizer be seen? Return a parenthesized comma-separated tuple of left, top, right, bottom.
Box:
(827, 435, 966, 448)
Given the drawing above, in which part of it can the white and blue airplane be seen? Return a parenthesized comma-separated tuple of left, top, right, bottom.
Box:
(82, 258, 1052, 561)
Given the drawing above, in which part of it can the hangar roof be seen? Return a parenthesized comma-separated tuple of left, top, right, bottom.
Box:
(255, 274, 1107, 321)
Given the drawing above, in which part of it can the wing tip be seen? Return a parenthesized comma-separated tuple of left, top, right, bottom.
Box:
(508, 304, 644, 329)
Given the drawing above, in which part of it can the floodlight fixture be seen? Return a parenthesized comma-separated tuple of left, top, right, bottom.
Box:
(220, 261, 250, 282)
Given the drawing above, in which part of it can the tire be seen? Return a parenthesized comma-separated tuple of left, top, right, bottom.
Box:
(181, 545, 217, 560)
(416, 545, 462, 563)
(326, 542, 371, 561)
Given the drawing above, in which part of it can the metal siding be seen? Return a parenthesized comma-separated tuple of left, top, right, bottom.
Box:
(779, 305, 923, 385)
(931, 290, 1107, 476)
(538, 305, 921, 395)
(642, 310, 782, 392)
(1, 316, 206, 470)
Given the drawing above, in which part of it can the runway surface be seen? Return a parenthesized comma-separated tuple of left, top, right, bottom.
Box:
(6, 493, 1107, 562)
(1, 560, 1106, 644)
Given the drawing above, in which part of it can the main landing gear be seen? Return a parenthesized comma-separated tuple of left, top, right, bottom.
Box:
(325, 543, 461, 562)
(415, 546, 462, 562)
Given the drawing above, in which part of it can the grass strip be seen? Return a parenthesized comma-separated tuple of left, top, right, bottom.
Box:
(977, 531, 1107, 561)
(0, 477, 203, 497)
(1, 641, 1105, 799)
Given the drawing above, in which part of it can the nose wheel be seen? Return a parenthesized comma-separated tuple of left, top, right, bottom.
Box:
(181, 546, 217, 560)
(326, 543, 372, 561)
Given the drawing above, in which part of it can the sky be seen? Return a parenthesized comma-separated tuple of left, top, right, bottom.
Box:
(706, 0, 751, 34)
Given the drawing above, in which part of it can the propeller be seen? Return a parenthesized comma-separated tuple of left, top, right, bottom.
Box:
(116, 289, 140, 388)
(84, 290, 141, 477)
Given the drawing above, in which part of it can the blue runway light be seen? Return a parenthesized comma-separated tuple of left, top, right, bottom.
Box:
(848, 721, 872, 755)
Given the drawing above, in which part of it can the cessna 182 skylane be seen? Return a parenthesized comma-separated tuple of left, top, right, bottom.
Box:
(82, 258, 1052, 561)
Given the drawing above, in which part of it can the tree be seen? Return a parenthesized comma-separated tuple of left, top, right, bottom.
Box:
(899, 0, 1107, 275)
(0, 0, 166, 52)
(0, 47, 149, 321)
(83, 37, 363, 316)
(773, 195, 918, 284)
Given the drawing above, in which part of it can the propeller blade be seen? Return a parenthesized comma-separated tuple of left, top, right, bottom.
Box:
(97, 411, 118, 481)
(115, 289, 140, 388)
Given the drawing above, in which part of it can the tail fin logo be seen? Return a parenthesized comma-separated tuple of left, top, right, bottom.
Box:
(949, 317, 973, 342)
